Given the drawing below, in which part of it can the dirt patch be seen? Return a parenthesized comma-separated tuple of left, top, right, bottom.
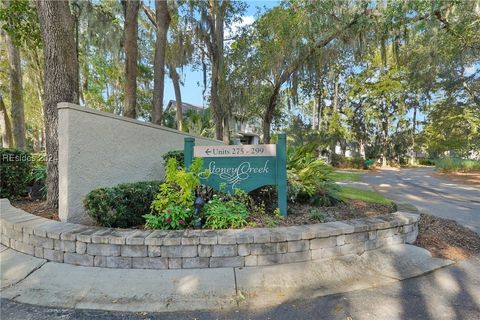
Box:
(250, 200, 395, 228)
(415, 214, 480, 261)
(433, 171, 480, 186)
(11, 200, 59, 221)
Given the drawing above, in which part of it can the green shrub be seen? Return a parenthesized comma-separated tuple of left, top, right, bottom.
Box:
(435, 158, 480, 172)
(83, 180, 162, 228)
(203, 195, 249, 229)
(147, 158, 205, 229)
(0, 148, 32, 198)
(287, 144, 340, 206)
(417, 158, 436, 166)
(331, 154, 372, 169)
(29, 153, 47, 199)
(162, 150, 184, 167)
(309, 209, 327, 222)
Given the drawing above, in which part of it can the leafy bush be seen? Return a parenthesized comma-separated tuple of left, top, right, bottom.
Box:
(435, 158, 480, 173)
(0, 148, 32, 198)
(144, 205, 191, 229)
(249, 186, 277, 214)
(203, 195, 249, 229)
(331, 154, 372, 169)
(309, 208, 327, 222)
(162, 150, 184, 167)
(84, 180, 162, 228)
(147, 158, 205, 229)
(287, 144, 341, 206)
(28, 153, 47, 199)
(417, 158, 436, 166)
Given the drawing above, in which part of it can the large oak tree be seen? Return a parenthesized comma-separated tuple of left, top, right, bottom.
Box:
(36, 0, 79, 208)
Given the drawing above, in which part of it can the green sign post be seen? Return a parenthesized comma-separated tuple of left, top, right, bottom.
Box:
(184, 134, 288, 216)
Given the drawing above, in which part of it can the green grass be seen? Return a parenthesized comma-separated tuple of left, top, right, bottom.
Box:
(435, 158, 480, 173)
(330, 171, 362, 182)
(338, 186, 393, 206)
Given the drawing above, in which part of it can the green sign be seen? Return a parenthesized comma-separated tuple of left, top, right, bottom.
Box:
(184, 134, 288, 216)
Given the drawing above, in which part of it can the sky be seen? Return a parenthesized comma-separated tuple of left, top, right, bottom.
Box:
(163, 1, 279, 108)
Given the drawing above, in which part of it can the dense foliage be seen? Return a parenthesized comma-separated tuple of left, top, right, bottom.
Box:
(145, 158, 204, 229)
(435, 158, 480, 173)
(83, 180, 162, 228)
(0, 148, 32, 198)
(287, 144, 341, 206)
(203, 194, 249, 229)
(161, 150, 184, 167)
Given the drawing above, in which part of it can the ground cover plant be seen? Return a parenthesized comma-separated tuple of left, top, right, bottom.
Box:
(330, 171, 362, 182)
(435, 158, 480, 173)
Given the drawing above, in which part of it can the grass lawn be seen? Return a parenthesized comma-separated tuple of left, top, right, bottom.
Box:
(338, 186, 393, 206)
(331, 171, 362, 182)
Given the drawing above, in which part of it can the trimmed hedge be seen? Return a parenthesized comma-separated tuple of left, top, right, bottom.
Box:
(162, 150, 184, 167)
(331, 154, 372, 169)
(0, 148, 32, 198)
(83, 180, 162, 228)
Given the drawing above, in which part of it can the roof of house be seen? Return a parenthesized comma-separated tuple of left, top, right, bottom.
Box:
(165, 100, 204, 114)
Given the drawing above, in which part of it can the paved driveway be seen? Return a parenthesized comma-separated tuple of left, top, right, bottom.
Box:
(362, 168, 480, 234)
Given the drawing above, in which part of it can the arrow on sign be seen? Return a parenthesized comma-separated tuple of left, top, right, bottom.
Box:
(205, 148, 211, 155)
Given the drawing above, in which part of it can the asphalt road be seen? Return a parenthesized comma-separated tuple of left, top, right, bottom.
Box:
(1, 256, 479, 320)
(362, 168, 480, 234)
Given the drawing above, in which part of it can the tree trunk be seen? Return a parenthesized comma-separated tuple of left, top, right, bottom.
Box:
(211, 61, 224, 140)
(340, 139, 347, 156)
(263, 85, 280, 144)
(152, 0, 170, 124)
(6, 34, 26, 149)
(329, 75, 340, 157)
(36, 0, 79, 208)
(0, 94, 14, 148)
(222, 115, 230, 144)
(332, 76, 339, 113)
(409, 101, 417, 165)
(122, 0, 140, 119)
(205, 0, 229, 142)
(359, 139, 366, 160)
(168, 65, 183, 131)
(381, 112, 389, 167)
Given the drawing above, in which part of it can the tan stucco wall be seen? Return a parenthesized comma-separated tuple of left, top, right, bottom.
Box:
(58, 103, 223, 223)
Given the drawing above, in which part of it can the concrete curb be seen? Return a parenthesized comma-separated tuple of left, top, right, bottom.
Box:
(0, 244, 454, 312)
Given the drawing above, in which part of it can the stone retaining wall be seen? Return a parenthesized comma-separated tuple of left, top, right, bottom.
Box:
(0, 199, 419, 269)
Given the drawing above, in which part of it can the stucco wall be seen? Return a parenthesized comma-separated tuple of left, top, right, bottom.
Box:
(58, 103, 223, 223)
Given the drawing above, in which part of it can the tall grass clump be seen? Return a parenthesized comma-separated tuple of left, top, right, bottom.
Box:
(435, 158, 480, 172)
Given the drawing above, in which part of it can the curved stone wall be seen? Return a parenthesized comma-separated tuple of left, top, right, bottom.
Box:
(0, 199, 419, 269)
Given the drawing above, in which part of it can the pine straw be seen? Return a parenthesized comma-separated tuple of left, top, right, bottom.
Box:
(11, 200, 59, 221)
(415, 213, 480, 261)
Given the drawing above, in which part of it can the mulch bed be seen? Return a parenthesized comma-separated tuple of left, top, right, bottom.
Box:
(415, 213, 480, 261)
(433, 171, 480, 186)
(11, 200, 59, 221)
(11, 198, 393, 229)
(250, 200, 395, 227)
